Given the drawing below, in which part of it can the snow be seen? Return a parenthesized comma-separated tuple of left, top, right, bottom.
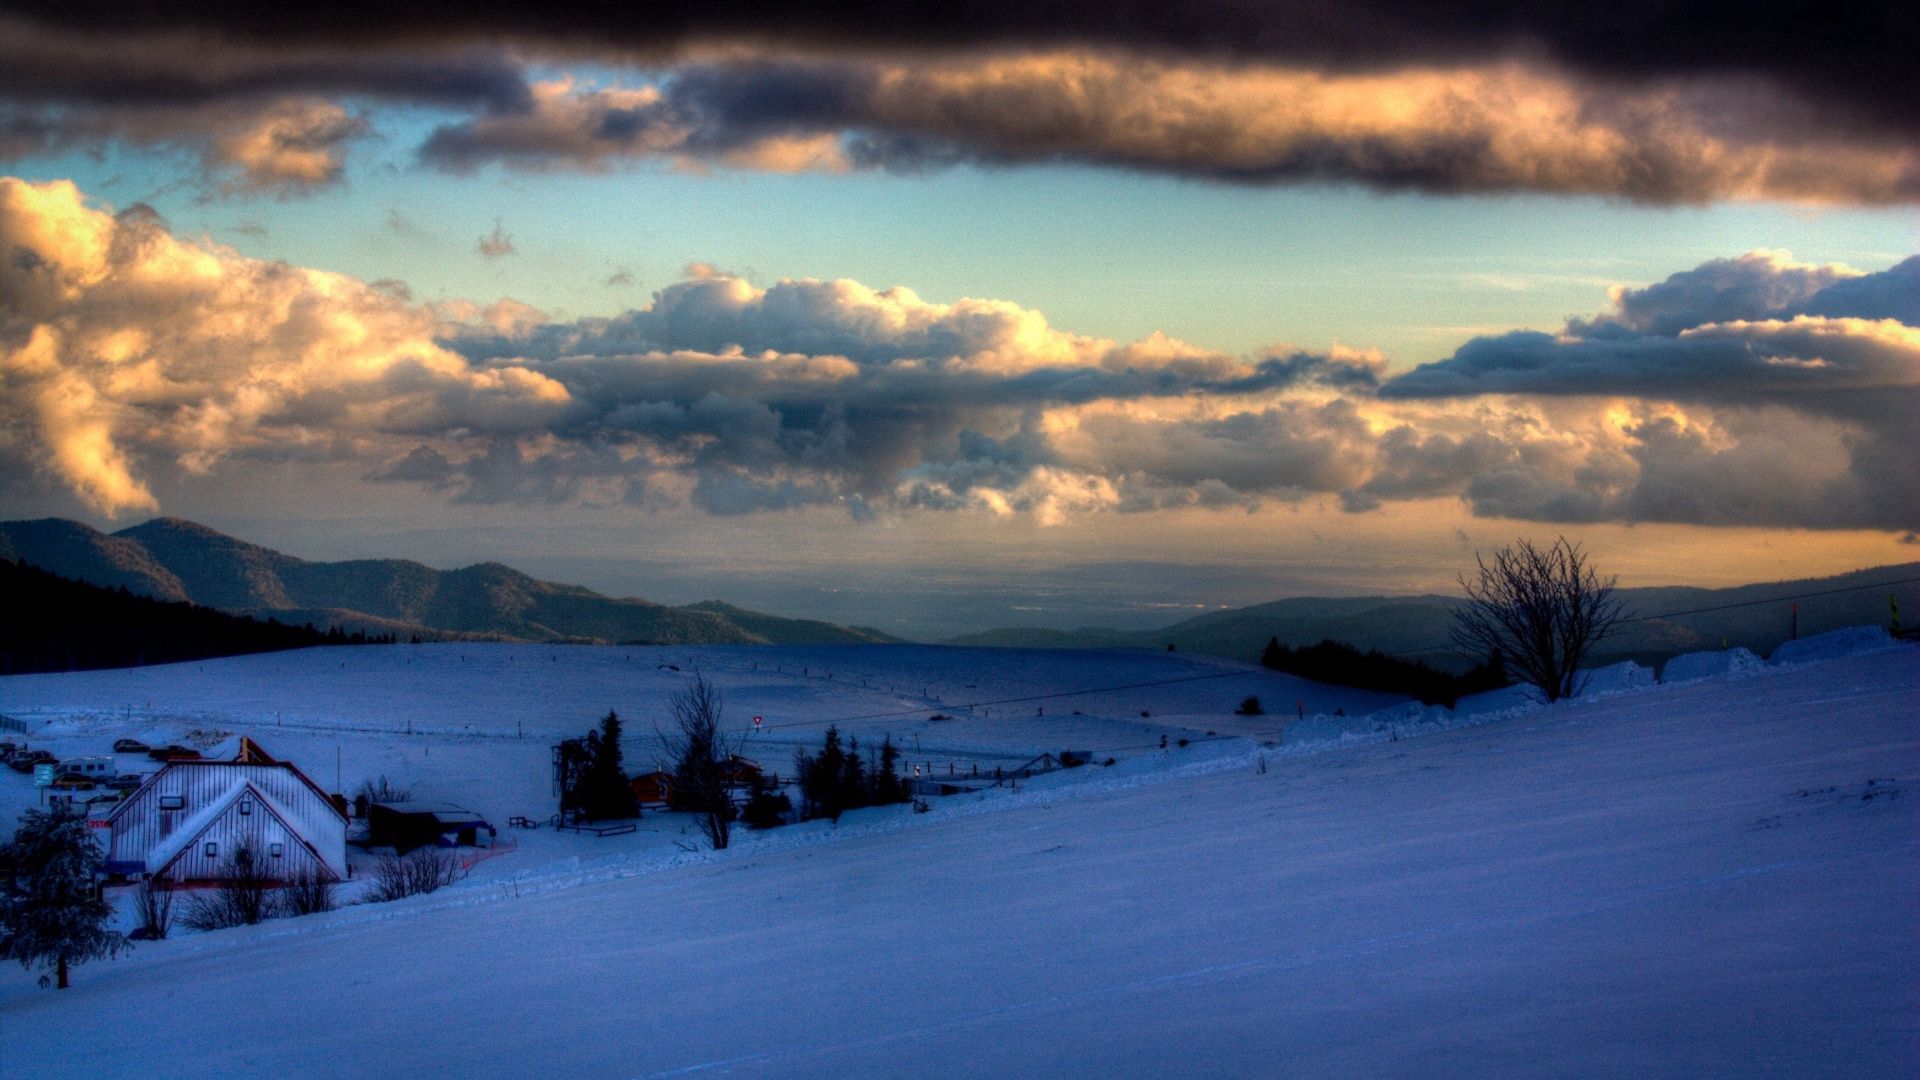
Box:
(1662, 647, 1766, 683)
(1769, 625, 1900, 665)
(0, 641, 1914, 1076)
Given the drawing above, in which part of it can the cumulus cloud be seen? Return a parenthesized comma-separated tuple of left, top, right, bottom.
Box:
(4, 176, 1914, 530)
(416, 57, 1919, 203)
(0, 177, 569, 514)
(1380, 251, 1920, 529)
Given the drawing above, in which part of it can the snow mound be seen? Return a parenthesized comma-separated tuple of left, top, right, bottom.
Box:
(1661, 647, 1765, 684)
(1577, 660, 1656, 696)
(1453, 683, 1543, 716)
(1769, 625, 1899, 665)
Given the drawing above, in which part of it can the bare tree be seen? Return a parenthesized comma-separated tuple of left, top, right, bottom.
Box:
(1451, 537, 1624, 703)
(133, 874, 175, 940)
(658, 672, 742, 850)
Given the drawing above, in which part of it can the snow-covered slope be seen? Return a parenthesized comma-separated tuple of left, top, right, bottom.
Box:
(1, 645, 1912, 1077)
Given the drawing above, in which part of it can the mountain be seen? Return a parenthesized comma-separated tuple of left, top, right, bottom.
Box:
(0, 517, 898, 647)
(0, 559, 359, 675)
(949, 564, 1920, 671)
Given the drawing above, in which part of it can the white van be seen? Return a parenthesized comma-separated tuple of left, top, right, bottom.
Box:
(57, 755, 114, 777)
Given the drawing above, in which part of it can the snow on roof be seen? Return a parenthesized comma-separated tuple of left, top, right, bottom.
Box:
(372, 801, 488, 824)
(144, 780, 329, 878)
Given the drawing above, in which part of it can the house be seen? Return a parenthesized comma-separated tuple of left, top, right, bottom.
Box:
(367, 802, 495, 853)
(726, 755, 765, 787)
(629, 770, 674, 808)
(103, 738, 347, 883)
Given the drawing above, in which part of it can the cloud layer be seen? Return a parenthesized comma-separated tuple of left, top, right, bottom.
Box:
(3, 177, 1914, 529)
(0, 5, 1914, 202)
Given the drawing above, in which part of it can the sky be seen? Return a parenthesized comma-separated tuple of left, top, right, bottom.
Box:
(0, 2, 1915, 634)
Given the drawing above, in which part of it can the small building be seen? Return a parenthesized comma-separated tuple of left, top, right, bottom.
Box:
(103, 737, 347, 883)
(629, 771, 674, 808)
(726, 755, 765, 787)
(367, 802, 495, 853)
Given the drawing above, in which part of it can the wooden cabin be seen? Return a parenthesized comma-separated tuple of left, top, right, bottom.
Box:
(629, 770, 674, 808)
(103, 738, 347, 883)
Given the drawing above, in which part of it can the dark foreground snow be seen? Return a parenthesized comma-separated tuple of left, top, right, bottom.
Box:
(1, 647, 1914, 1077)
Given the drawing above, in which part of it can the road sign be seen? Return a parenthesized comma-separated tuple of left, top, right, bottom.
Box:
(33, 763, 54, 786)
(753, 715, 763, 730)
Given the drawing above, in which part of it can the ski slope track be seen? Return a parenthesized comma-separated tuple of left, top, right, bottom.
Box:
(1, 644, 1914, 1077)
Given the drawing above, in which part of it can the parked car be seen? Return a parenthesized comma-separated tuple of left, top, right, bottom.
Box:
(6, 757, 35, 773)
(106, 774, 145, 791)
(147, 745, 201, 761)
(112, 739, 150, 754)
(49, 774, 96, 791)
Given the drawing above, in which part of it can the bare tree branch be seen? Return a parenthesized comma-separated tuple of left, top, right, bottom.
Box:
(1451, 537, 1623, 703)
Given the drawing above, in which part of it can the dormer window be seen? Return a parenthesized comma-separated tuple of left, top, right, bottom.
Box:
(159, 794, 185, 811)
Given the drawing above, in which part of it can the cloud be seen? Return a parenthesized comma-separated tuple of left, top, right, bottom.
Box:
(1378, 251, 1920, 529)
(416, 57, 1919, 203)
(0, 177, 569, 514)
(7, 2, 1912, 140)
(4, 6, 1912, 203)
(4, 175, 1914, 531)
(476, 220, 514, 259)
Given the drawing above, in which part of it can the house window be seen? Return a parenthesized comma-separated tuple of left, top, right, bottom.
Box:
(204, 841, 218, 858)
(269, 843, 284, 858)
(159, 795, 185, 810)
(239, 799, 253, 816)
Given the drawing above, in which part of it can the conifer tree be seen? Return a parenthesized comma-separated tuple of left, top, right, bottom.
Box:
(0, 807, 127, 988)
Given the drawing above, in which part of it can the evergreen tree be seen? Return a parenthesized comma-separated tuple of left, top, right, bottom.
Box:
(0, 807, 127, 989)
(874, 735, 907, 805)
(842, 738, 867, 811)
(582, 711, 637, 821)
(1260, 636, 1288, 669)
(798, 726, 849, 820)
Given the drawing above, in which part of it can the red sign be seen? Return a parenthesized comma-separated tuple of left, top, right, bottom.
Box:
(87, 819, 111, 829)
(753, 715, 763, 728)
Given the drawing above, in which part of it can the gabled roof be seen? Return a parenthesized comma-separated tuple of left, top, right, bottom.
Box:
(106, 740, 344, 825)
(145, 781, 342, 881)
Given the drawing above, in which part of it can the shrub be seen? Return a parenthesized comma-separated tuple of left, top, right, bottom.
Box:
(1236, 696, 1263, 715)
(132, 875, 174, 941)
(181, 843, 277, 931)
(281, 865, 337, 917)
(368, 847, 465, 903)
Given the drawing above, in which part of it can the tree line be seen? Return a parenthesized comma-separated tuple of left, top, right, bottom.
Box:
(0, 559, 395, 675)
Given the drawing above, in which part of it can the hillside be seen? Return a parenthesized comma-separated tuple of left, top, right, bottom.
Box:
(0, 517, 897, 647)
(1, 641, 1910, 1076)
(0, 559, 359, 675)
(952, 564, 1920, 670)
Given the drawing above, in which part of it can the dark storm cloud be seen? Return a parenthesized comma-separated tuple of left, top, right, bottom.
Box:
(4, 4, 1916, 202)
(4, 1, 1912, 137)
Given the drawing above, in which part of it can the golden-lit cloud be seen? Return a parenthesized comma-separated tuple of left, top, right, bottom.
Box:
(0, 177, 569, 514)
(3, 175, 1913, 529)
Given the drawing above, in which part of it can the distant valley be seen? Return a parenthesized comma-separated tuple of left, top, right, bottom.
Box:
(949, 564, 1920, 671)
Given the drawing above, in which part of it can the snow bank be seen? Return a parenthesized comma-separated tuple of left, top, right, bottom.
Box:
(1768, 625, 1899, 665)
(1661, 647, 1765, 684)
(1452, 683, 1543, 716)
(1577, 660, 1656, 696)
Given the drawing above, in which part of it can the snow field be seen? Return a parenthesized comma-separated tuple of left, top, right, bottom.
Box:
(0, 646, 1910, 1077)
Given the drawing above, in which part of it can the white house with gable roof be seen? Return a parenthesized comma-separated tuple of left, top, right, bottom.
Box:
(104, 738, 347, 883)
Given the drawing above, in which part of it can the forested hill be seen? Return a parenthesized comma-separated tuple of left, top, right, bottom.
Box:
(0, 517, 898, 647)
(0, 559, 376, 675)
